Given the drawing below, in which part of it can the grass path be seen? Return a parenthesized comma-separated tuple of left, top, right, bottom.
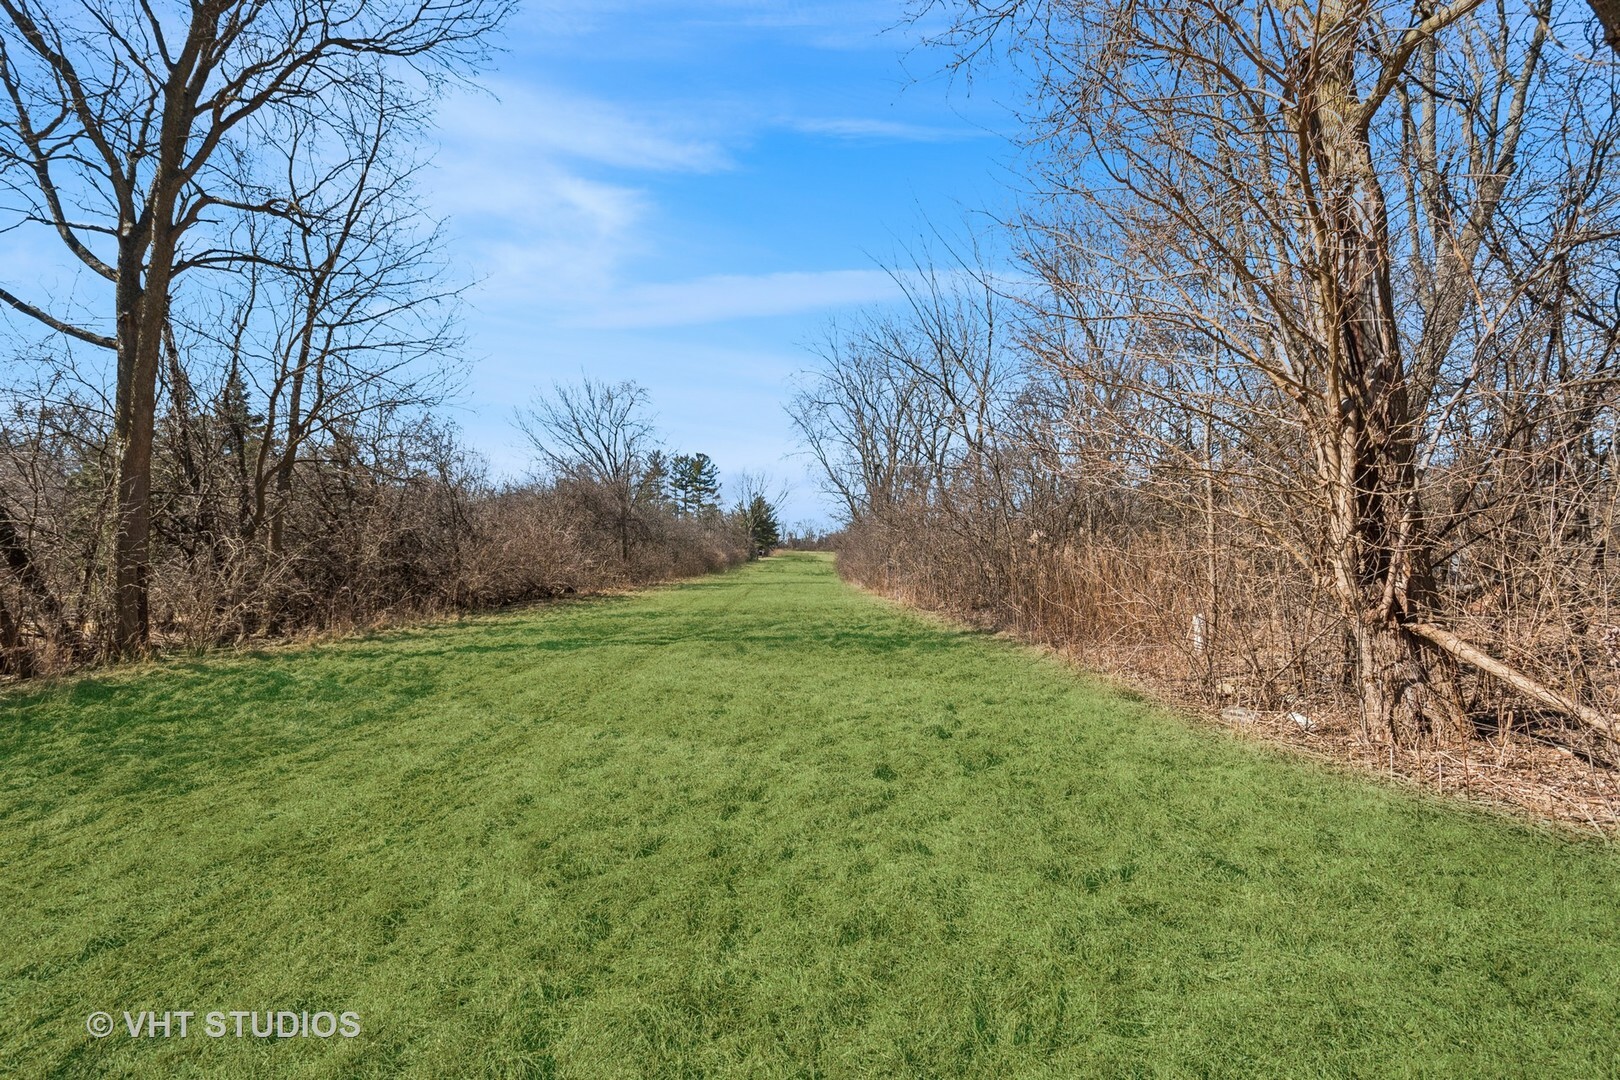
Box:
(2, 552, 1618, 1077)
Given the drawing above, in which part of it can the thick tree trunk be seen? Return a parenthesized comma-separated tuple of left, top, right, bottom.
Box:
(110, 29, 195, 656)
(112, 242, 156, 656)
(112, 205, 179, 655)
(111, 348, 158, 655)
(1324, 471, 1469, 745)
(1303, 0, 1473, 746)
(1349, 612, 1469, 745)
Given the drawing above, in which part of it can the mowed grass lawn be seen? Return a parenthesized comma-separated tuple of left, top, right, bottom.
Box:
(2, 553, 1618, 1078)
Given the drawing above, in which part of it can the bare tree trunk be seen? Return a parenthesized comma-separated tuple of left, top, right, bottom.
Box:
(112, 242, 157, 655)
(1348, 612, 1468, 744)
(3, 0, 512, 659)
(1295, 0, 1467, 743)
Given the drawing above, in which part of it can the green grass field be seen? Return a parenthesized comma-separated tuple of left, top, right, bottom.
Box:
(2, 552, 1617, 1078)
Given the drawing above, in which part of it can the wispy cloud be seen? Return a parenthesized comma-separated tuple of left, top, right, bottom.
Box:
(429, 157, 651, 304)
(787, 117, 985, 142)
(437, 82, 731, 173)
(428, 82, 735, 305)
(723, 2, 918, 50)
(522, 0, 908, 48)
(566, 270, 905, 328)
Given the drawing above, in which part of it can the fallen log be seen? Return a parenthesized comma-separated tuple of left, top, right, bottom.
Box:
(1410, 621, 1617, 745)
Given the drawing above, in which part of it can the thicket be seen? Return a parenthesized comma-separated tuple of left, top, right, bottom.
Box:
(797, 0, 1620, 765)
(0, 3, 760, 676)
(0, 370, 749, 676)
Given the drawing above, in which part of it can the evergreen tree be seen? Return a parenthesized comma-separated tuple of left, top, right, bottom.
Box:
(737, 494, 781, 556)
(668, 452, 720, 517)
(637, 450, 672, 512)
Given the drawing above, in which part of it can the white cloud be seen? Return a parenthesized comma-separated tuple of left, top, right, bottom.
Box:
(720, 2, 912, 49)
(521, 0, 905, 46)
(437, 82, 731, 173)
(565, 269, 905, 328)
(424, 81, 743, 309)
(433, 156, 645, 229)
(427, 155, 650, 305)
(787, 117, 983, 142)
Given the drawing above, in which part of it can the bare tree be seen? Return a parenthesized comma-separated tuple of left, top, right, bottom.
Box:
(912, 0, 1620, 744)
(190, 98, 462, 561)
(791, 271, 1004, 526)
(518, 378, 659, 562)
(0, 0, 510, 654)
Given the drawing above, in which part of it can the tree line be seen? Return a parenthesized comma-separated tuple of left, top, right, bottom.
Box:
(796, 0, 1620, 754)
(0, 355, 775, 675)
(0, 2, 780, 676)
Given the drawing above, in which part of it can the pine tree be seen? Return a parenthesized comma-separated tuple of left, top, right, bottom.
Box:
(668, 453, 720, 517)
(737, 494, 781, 556)
(637, 450, 672, 511)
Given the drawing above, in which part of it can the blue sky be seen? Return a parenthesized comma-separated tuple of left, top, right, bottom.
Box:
(426, 0, 1020, 527)
(0, 1, 1020, 530)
